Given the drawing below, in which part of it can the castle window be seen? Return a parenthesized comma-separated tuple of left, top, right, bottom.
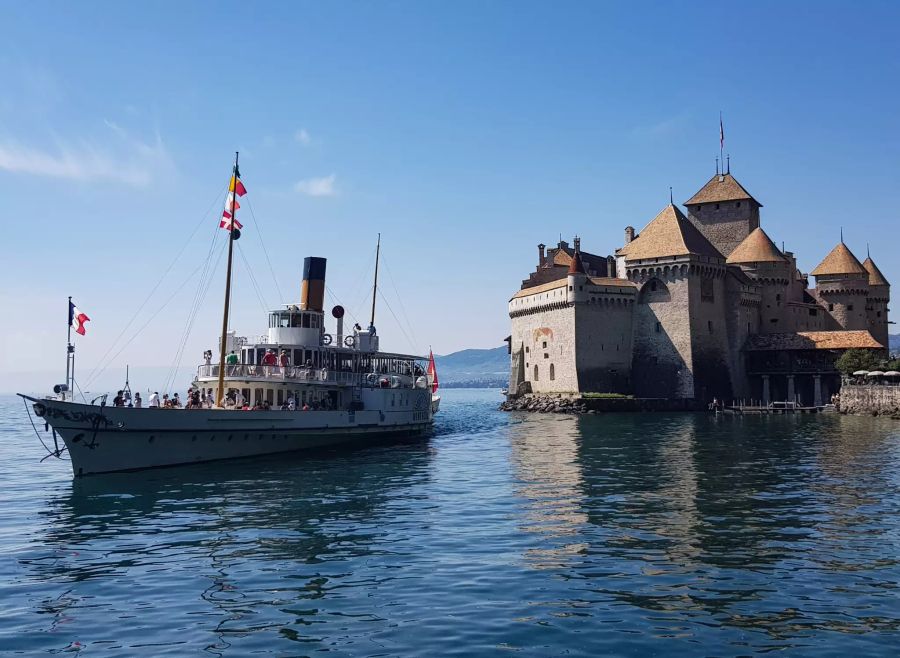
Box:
(715, 203, 720, 210)
(809, 309, 817, 316)
(542, 341, 547, 348)
(877, 311, 882, 317)
(776, 294, 781, 302)
(650, 280, 657, 291)
(848, 304, 854, 311)
(828, 303, 834, 311)
(550, 364, 555, 381)
(708, 320, 714, 334)
(544, 353, 549, 359)
(534, 365, 539, 381)
(736, 201, 741, 207)
(655, 322, 661, 333)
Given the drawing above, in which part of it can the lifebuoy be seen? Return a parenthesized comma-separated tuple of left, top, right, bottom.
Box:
(322, 334, 333, 345)
(344, 335, 355, 347)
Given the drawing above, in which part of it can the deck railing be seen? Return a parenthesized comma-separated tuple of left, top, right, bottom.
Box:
(196, 364, 420, 389)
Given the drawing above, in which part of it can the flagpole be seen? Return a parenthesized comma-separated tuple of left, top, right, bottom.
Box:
(369, 233, 381, 329)
(66, 296, 73, 401)
(719, 111, 724, 176)
(217, 152, 239, 407)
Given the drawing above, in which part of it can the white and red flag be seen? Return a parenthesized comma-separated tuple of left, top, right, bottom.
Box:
(69, 301, 90, 336)
(427, 349, 439, 394)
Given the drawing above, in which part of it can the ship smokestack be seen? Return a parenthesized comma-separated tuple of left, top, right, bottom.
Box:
(300, 257, 327, 312)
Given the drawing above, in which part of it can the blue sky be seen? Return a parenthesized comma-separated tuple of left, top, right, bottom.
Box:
(2, 1, 899, 392)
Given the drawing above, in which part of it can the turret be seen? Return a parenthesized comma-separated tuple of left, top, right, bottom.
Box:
(566, 236, 588, 304)
(863, 253, 890, 349)
(726, 227, 790, 332)
(811, 241, 869, 330)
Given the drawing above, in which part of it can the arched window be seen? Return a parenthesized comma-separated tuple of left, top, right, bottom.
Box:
(533, 365, 539, 381)
(550, 364, 555, 381)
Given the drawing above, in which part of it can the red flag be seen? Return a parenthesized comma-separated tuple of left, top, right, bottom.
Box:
(427, 350, 439, 394)
(229, 176, 247, 197)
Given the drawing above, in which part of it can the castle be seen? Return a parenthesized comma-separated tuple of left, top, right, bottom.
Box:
(507, 168, 890, 407)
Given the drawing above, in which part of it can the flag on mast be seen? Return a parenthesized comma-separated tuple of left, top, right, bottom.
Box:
(69, 301, 90, 336)
(427, 349, 439, 394)
(719, 113, 724, 150)
(220, 166, 247, 230)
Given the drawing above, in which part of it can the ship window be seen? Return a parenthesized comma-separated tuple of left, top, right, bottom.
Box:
(550, 364, 555, 381)
(254, 388, 263, 404)
(280, 315, 290, 328)
(302, 314, 311, 328)
(242, 389, 250, 406)
(277, 389, 284, 406)
(266, 389, 274, 405)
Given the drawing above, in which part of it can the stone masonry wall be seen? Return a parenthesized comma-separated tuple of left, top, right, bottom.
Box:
(510, 303, 577, 393)
(686, 201, 760, 258)
(632, 273, 694, 398)
(839, 385, 900, 416)
(574, 298, 634, 393)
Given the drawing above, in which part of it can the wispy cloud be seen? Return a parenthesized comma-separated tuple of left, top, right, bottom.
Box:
(294, 128, 311, 145)
(630, 112, 691, 140)
(294, 174, 337, 197)
(0, 122, 171, 186)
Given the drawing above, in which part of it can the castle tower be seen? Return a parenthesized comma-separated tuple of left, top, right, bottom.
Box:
(862, 253, 890, 349)
(811, 241, 869, 331)
(726, 227, 790, 333)
(684, 172, 761, 258)
(620, 203, 731, 401)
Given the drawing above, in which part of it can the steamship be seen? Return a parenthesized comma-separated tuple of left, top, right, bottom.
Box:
(20, 156, 439, 476)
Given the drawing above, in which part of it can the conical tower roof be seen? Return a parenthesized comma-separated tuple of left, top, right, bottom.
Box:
(863, 256, 890, 286)
(684, 173, 761, 206)
(619, 204, 723, 261)
(726, 227, 786, 264)
(810, 242, 867, 277)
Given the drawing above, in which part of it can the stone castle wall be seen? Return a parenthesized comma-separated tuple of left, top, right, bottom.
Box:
(686, 200, 759, 257)
(687, 269, 734, 402)
(631, 271, 695, 398)
(839, 385, 900, 416)
(574, 297, 634, 393)
(509, 295, 578, 393)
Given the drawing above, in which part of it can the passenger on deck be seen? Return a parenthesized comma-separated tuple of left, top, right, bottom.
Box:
(191, 389, 201, 408)
(162, 394, 170, 408)
(234, 390, 245, 408)
(149, 392, 160, 408)
(134, 392, 142, 408)
(204, 350, 212, 366)
(172, 393, 182, 408)
(226, 350, 239, 375)
(113, 390, 125, 407)
(287, 396, 296, 411)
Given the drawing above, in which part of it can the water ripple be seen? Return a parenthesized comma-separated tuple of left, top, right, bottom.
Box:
(1, 391, 899, 655)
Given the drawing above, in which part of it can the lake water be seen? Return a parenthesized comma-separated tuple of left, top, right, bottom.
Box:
(2, 390, 900, 656)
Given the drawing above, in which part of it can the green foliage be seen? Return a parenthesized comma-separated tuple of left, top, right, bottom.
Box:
(834, 349, 880, 375)
(884, 358, 900, 372)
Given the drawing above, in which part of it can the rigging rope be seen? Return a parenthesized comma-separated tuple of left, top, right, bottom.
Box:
(244, 195, 285, 304)
(236, 241, 271, 313)
(381, 254, 421, 353)
(163, 235, 228, 393)
(84, 182, 228, 386)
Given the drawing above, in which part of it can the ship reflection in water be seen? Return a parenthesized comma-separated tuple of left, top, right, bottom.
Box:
(4, 390, 900, 655)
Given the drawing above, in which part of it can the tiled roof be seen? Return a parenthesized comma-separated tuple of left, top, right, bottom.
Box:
(810, 242, 867, 276)
(511, 278, 567, 299)
(862, 256, 890, 287)
(684, 173, 760, 206)
(744, 330, 883, 351)
(587, 277, 637, 288)
(552, 250, 573, 267)
(726, 227, 786, 264)
(620, 204, 723, 261)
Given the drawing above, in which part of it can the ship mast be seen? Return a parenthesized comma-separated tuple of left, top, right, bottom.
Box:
(369, 233, 381, 329)
(216, 152, 239, 406)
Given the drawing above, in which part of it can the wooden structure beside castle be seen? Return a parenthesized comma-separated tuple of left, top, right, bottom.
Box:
(507, 169, 889, 407)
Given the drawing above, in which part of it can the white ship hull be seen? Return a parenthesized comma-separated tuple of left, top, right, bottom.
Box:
(23, 395, 433, 476)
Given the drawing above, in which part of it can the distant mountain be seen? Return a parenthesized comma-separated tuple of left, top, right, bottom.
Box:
(890, 334, 900, 354)
(434, 346, 508, 388)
